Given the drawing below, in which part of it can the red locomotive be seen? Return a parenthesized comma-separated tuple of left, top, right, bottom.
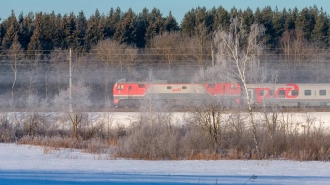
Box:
(113, 79, 241, 107)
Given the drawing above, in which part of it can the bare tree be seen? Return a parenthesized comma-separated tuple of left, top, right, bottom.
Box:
(188, 21, 212, 72)
(95, 39, 138, 73)
(25, 54, 42, 96)
(279, 29, 330, 82)
(187, 98, 227, 151)
(280, 29, 307, 65)
(213, 17, 265, 158)
(5, 35, 24, 106)
(49, 49, 70, 96)
(52, 81, 91, 138)
(95, 39, 138, 104)
(148, 31, 192, 69)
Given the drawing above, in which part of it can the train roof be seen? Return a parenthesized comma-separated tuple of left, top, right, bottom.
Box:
(115, 78, 168, 84)
(246, 83, 330, 86)
(115, 79, 241, 85)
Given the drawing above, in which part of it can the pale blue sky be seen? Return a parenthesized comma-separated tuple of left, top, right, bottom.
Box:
(1, 0, 330, 23)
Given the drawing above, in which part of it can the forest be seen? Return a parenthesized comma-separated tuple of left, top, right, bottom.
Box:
(1, 5, 330, 50)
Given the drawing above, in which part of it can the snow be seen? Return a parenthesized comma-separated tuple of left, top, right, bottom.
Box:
(3, 111, 330, 130)
(95, 111, 330, 127)
(0, 143, 329, 184)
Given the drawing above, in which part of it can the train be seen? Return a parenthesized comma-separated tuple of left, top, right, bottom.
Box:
(112, 78, 330, 108)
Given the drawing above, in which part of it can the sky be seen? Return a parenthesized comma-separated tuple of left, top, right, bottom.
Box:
(1, 0, 330, 23)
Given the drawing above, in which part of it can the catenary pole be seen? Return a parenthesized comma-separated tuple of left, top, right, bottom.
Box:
(69, 48, 72, 113)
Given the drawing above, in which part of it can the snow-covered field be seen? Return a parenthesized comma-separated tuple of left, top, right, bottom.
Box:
(0, 143, 329, 185)
(4, 111, 330, 129)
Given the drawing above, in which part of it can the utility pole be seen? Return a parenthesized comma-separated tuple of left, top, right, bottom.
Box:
(68, 48, 80, 139)
(211, 43, 215, 82)
(69, 48, 72, 113)
(149, 68, 153, 126)
(211, 43, 214, 68)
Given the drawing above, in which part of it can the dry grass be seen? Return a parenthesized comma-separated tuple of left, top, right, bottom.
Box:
(17, 136, 112, 155)
(2, 110, 330, 161)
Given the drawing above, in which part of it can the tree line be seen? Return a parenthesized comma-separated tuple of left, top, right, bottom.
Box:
(1, 5, 330, 52)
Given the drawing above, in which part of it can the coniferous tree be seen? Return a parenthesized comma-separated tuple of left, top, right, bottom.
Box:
(213, 6, 230, 32)
(114, 8, 137, 45)
(242, 7, 254, 29)
(75, 11, 88, 52)
(284, 8, 298, 30)
(259, 6, 275, 47)
(164, 11, 179, 33)
(1, 10, 18, 50)
(208, 7, 217, 31)
(312, 8, 328, 43)
(63, 12, 77, 49)
(17, 12, 25, 47)
(53, 13, 64, 49)
(17, 12, 33, 50)
(272, 7, 286, 47)
(295, 7, 316, 40)
(104, 7, 121, 39)
(1, 24, 16, 50)
(27, 13, 42, 56)
(95, 9, 106, 43)
(182, 7, 213, 37)
(135, 8, 149, 47)
(1, 5, 330, 52)
(61, 13, 70, 48)
(194, 7, 208, 26)
(84, 9, 105, 51)
(40, 12, 56, 51)
(229, 7, 239, 18)
(2, 11, 17, 33)
(181, 9, 196, 37)
(0, 19, 3, 50)
(327, 19, 330, 45)
(144, 8, 165, 43)
(104, 8, 114, 39)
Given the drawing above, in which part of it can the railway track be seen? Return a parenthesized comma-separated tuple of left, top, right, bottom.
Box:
(109, 107, 330, 113)
(1, 107, 330, 113)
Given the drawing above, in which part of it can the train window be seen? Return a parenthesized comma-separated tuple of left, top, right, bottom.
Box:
(128, 86, 132, 90)
(208, 84, 215, 88)
(259, 90, 264, 96)
(117, 85, 124, 90)
(167, 86, 172, 89)
(279, 90, 285, 96)
(319, 90, 326, 96)
(138, 84, 146, 88)
(269, 90, 274, 96)
(248, 91, 251, 100)
(182, 86, 187, 89)
(291, 90, 299, 96)
(304, 90, 311, 96)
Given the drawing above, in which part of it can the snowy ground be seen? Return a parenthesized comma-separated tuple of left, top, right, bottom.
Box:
(0, 143, 329, 185)
(4, 111, 330, 129)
